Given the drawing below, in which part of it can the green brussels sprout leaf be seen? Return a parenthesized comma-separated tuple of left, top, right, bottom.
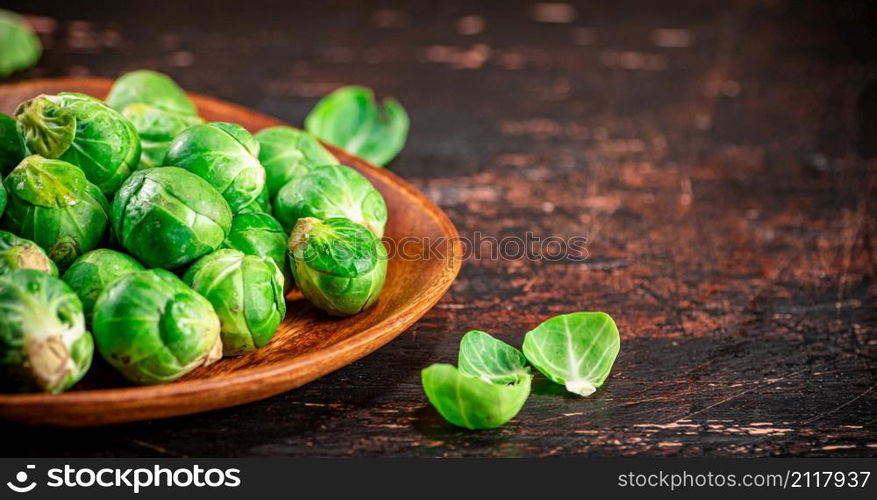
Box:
(0, 9, 41, 78)
(421, 364, 531, 430)
(105, 69, 197, 116)
(0, 270, 93, 394)
(288, 217, 387, 316)
(92, 269, 221, 385)
(274, 164, 387, 237)
(522, 312, 620, 397)
(0, 230, 58, 276)
(305, 86, 409, 166)
(255, 126, 338, 197)
(458, 330, 529, 385)
(184, 249, 286, 356)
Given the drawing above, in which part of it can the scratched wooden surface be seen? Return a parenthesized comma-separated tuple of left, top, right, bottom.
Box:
(1, 0, 875, 457)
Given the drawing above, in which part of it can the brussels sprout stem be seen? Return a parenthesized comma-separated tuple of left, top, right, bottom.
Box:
(564, 380, 597, 397)
(288, 217, 318, 251)
(12, 291, 80, 391)
(24, 334, 72, 391)
(205, 335, 223, 366)
(14, 246, 54, 273)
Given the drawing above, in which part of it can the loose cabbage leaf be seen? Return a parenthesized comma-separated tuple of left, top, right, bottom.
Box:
(0, 10, 41, 78)
(458, 330, 529, 385)
(305, 86, 409, 166)
(421, 364, 530, 430)
(522, 312, 620, 396)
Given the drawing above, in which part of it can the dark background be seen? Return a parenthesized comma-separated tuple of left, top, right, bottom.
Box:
(1, 0, 875, 457)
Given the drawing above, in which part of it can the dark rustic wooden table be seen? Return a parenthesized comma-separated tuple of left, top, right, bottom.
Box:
(2, 0, 875, 457)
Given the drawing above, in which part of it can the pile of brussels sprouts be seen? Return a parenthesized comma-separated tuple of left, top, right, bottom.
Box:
(0, 70, 395, 394)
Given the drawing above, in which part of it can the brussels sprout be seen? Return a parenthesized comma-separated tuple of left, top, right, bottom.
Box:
(0, 112, 25, 175)
(164, 122, 266, 213)
(92, 269, 221, 385)
(0, 270, 93, 394)
(184, 249, 285, 356)
(0, 230, 57, 276)
(0, 155, 110, 270)
(288, 217, 387, 316)
(121, 103, 204, 169)
(274, 164, 387, 237)
(112, 167, 232, 269)
(304, 85, 409, 167)
(221, 212, 289, 286)
(254, 126, 337, 198)
(15, 92, 140, 194)
(61, 249, 144, 323)
(105, 69, 197, 116)
(0, 9, 41, 77)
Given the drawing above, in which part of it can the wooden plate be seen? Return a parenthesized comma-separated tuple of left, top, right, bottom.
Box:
(0, 78, 461, 426)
